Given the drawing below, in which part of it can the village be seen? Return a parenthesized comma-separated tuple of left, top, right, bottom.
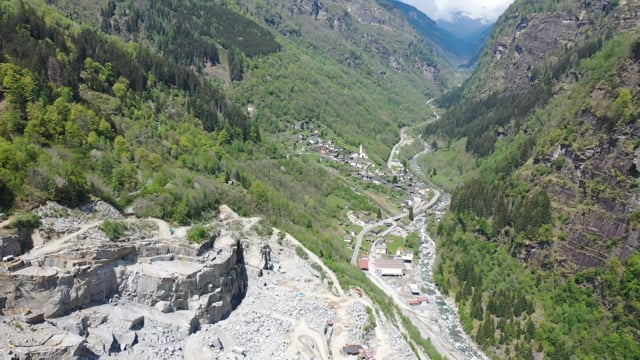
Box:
(291, 120, 416, 192)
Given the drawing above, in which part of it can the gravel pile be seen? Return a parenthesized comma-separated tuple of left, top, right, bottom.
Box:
(35, 201, 124, 238)
(36, 202, 80, 235)
(216, 309, 293, 357)
(209, 272, 337, 359)
(80, 201, 124, 221)
(134, 326, 184, 359)
(348, 301, 369, 342)
(388, 326, 418, 360)
(77, 227, 110, 242)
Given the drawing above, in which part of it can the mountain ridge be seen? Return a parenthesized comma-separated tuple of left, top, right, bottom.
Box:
(422, 0, 640, 358)
(385, 0, 492, 66)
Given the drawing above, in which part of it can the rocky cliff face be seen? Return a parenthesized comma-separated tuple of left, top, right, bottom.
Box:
(468, 0, 640, 97)
(524, 50, 640, 272)
(421, 1, 640, 358)
(0, 202, 248, 358)
(437, 0, 640, 272)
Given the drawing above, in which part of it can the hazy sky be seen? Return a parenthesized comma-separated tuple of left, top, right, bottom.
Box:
(400, 0, 515, 21)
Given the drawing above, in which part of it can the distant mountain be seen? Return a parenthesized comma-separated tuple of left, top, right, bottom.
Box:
(384, 0, 492, 65)
(436, 11, 492, 39)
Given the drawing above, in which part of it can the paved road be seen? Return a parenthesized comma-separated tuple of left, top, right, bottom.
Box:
(350, 105, 441, 265)
(387, 127, 412, 170)
(350, 214, 404, 265)
(349, 97, 489, 360)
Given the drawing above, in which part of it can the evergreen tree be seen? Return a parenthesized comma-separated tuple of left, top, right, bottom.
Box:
(471, 288, 484, 320)
(514, 293, 529, 316)
(487, 295, 497, 315)
(525, 317, 535, 340)
(228, 48, 244, 82)
(477, 311, 496, 346)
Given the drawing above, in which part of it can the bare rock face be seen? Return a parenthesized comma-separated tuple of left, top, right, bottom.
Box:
(0, 201, 248, 358)
(0, 234, 21, 258)
(527, 58, 640, 273)
(471, 1, 640, 97)
(1, 238, 246, 322)
(7, 331, 87, 360)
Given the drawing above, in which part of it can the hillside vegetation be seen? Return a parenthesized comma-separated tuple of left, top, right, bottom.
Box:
(421, 0, 640, 358)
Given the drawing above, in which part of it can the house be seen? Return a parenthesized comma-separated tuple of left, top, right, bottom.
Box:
(359, 257, 369, 271)
(374, 242, 387, 255)
(400, 250, 414, 263)
(409, 283, 420, 295)
(375, 258, 405, 276)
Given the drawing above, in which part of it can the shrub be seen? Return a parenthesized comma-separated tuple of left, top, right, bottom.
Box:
(187, 224, 210, 244)
(9, 213, 41, 228)
(100, 220, 127, 240)
(363, 306, 377, 333)
(295, 246, 309, 260)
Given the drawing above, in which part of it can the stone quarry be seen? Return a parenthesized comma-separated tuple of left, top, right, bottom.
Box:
(0, 201, 247, 359)
(0, 201, 418, 359)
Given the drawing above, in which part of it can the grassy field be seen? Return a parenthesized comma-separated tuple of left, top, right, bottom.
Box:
(384, 234, 405, 255)
(416, 137, 478, 192)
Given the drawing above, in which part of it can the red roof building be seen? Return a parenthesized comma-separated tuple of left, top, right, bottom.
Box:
(409, 299, 421, 306)
(359, 257, 369, 270)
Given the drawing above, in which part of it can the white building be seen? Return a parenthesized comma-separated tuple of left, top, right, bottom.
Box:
(375, 258, 405, 276)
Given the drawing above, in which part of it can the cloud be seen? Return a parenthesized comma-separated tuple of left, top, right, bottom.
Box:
(400, 0, 515, 21)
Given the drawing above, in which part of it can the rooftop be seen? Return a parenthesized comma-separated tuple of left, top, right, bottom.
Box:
(374, 258, 405, 269)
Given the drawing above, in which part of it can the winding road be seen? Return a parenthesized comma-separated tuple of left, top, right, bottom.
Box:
(350, 105, 441, 266)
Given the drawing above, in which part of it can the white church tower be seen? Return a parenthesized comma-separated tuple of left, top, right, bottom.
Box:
(359, 144, 368, 159)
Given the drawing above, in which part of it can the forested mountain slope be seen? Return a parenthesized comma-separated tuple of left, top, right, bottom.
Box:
(423, 0, 640, 358)
(0, 0, 453, 217)
(48, 0, 454, 163)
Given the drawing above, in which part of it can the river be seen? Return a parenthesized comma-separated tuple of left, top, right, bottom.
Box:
(403, 107, 488, 359)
